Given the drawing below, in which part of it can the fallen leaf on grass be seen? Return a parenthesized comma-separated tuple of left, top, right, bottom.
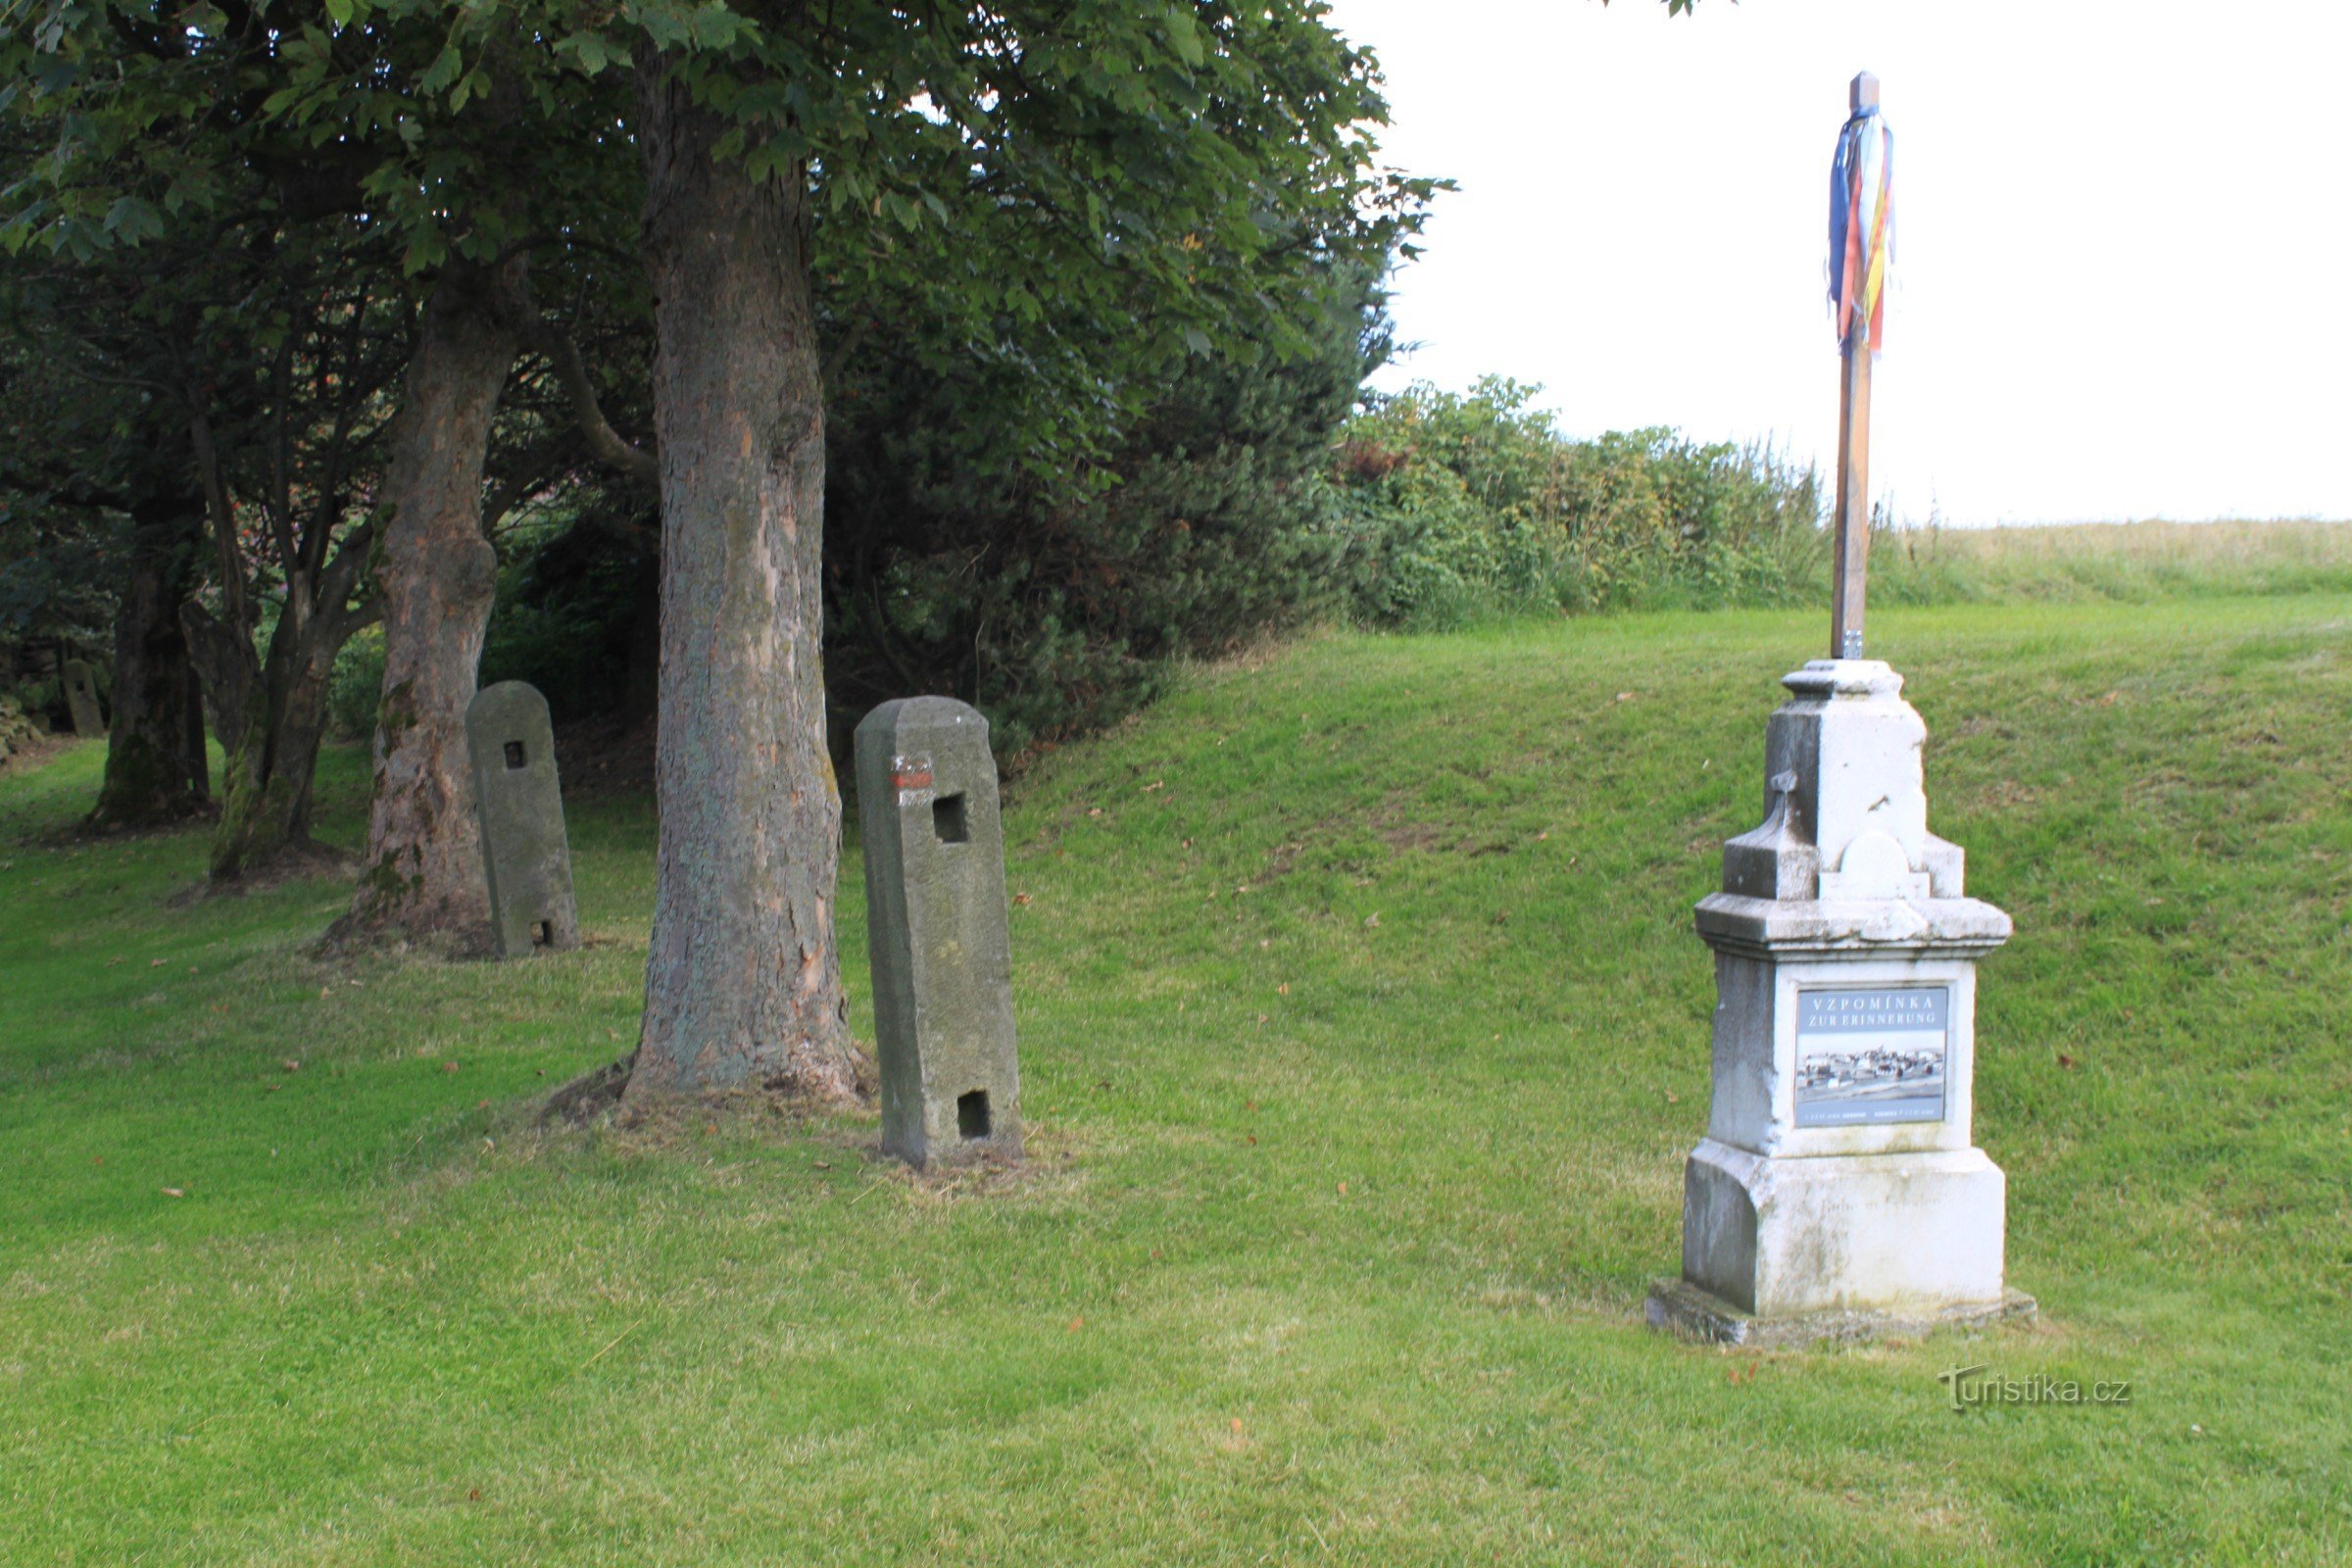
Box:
(1013, 893, 1033, 906)
(281, 1059, 301, 1072)
(1276, 983, 1290, 996)
(1067, 1316, 1085, 1333)
(1362, 913, 1380, 929)
(149, 958, 166, 968)
(161, 1188, 184, 1199)
(442, 1061, 461, 1073)
(1338, 1182, 1348, 1197)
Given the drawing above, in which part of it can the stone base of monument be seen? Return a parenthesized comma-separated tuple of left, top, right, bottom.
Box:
(1657, 659, 2032, 1348)
(1644, 1276, 2036, 1348)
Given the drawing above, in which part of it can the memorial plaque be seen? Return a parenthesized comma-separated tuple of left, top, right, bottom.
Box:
(1794, 984, 1948, 1127)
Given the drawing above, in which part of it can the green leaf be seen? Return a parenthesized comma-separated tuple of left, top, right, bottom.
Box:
(419, 45, 462, 96)
(101, 195, 162, 245)
(554, 32, 612, 77)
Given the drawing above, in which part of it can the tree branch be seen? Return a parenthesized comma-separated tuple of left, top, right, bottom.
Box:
(524, 318, 658, 488)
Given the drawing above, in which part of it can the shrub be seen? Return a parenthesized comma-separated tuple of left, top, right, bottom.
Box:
(1330, 379, 1824, 623)
(325, 626, 385, 742)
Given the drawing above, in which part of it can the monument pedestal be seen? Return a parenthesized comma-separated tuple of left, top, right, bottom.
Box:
(1649, 661, 2032, 1344)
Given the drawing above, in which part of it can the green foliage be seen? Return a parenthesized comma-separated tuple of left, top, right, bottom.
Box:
(826, 259, 1382, 759)
(478, 513, 659, 726)
(1329, 378, 1825, 627)
(3, 592, 2349, 1561)
(324, 624, 385, 742)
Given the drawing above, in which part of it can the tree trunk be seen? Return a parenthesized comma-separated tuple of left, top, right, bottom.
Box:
(88, 502, 211, 829)
(182, 600, 255, 759)
(624, 56, 858, 1102)
(334, 254, 528, 944)
(208, 601, 346, 882)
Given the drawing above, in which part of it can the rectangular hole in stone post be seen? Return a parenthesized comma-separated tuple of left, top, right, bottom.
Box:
(504, 741, 526, 769)
(957, 1090, 991, 1140)
(933, 793, 969, 844)
(535, 920, 552, 947)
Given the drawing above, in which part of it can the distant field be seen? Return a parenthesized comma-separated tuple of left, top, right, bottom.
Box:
(1872, 516, 2352, 606)
(4, 590, 2349, 1565)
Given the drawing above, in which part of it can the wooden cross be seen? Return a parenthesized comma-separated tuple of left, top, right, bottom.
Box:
(1831, 71, 1879, 662)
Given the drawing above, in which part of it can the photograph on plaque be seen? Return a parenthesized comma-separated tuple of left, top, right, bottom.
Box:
(1793, 985, 1949, 1127)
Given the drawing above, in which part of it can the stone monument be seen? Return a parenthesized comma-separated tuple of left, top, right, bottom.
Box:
(465, 680, 581, 959)
(61, 659, 105, 738)
(1646, 661, 2032, 1343)
(1646, 71, 2029, 1343)
(854, 697, 1022, 1169)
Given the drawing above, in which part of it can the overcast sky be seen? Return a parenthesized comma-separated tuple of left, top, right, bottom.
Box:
(1323, 0, 2351, 526)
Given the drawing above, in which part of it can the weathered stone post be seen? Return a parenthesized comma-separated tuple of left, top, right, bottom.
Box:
(855, 697, 1022, 1169)
(464, 681, 580, 958)
(1647, 661, 2033, 1344)
(61, 659, 105, 738)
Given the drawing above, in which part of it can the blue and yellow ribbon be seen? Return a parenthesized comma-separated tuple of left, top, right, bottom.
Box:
(1829, 104, 1893, 352)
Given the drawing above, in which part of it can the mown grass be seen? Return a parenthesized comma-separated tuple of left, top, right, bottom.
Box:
(4, 591, 2349, 1566)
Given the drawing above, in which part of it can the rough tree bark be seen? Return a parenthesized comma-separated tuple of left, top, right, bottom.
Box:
(207, 591, 368, 882)
(88, 500, 211, 829)
(624, 57, 858, 1102)
(182, 342, 383, 884)
(333, 253, 530, 944)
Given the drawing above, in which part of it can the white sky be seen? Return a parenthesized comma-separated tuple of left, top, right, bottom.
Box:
(1324, 0, 2352, 525)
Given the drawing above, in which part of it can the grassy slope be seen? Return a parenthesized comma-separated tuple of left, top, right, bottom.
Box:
(3, 595, 2348, 1567)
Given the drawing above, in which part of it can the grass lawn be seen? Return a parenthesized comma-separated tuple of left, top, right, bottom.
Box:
(3, 593, 2348, 1565)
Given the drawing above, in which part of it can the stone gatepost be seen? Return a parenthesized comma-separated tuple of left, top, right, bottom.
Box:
(854, 697, 1022, 1169)
(61, 659, 105, 737)
(465, 681, 580, 958)
(1648, 660, 2034, 1345)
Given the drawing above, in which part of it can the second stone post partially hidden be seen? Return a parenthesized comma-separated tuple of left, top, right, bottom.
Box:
(856, 697, 1023, 1170)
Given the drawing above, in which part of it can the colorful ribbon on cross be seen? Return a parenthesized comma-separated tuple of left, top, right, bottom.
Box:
(1829, 102, 1893, 352)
